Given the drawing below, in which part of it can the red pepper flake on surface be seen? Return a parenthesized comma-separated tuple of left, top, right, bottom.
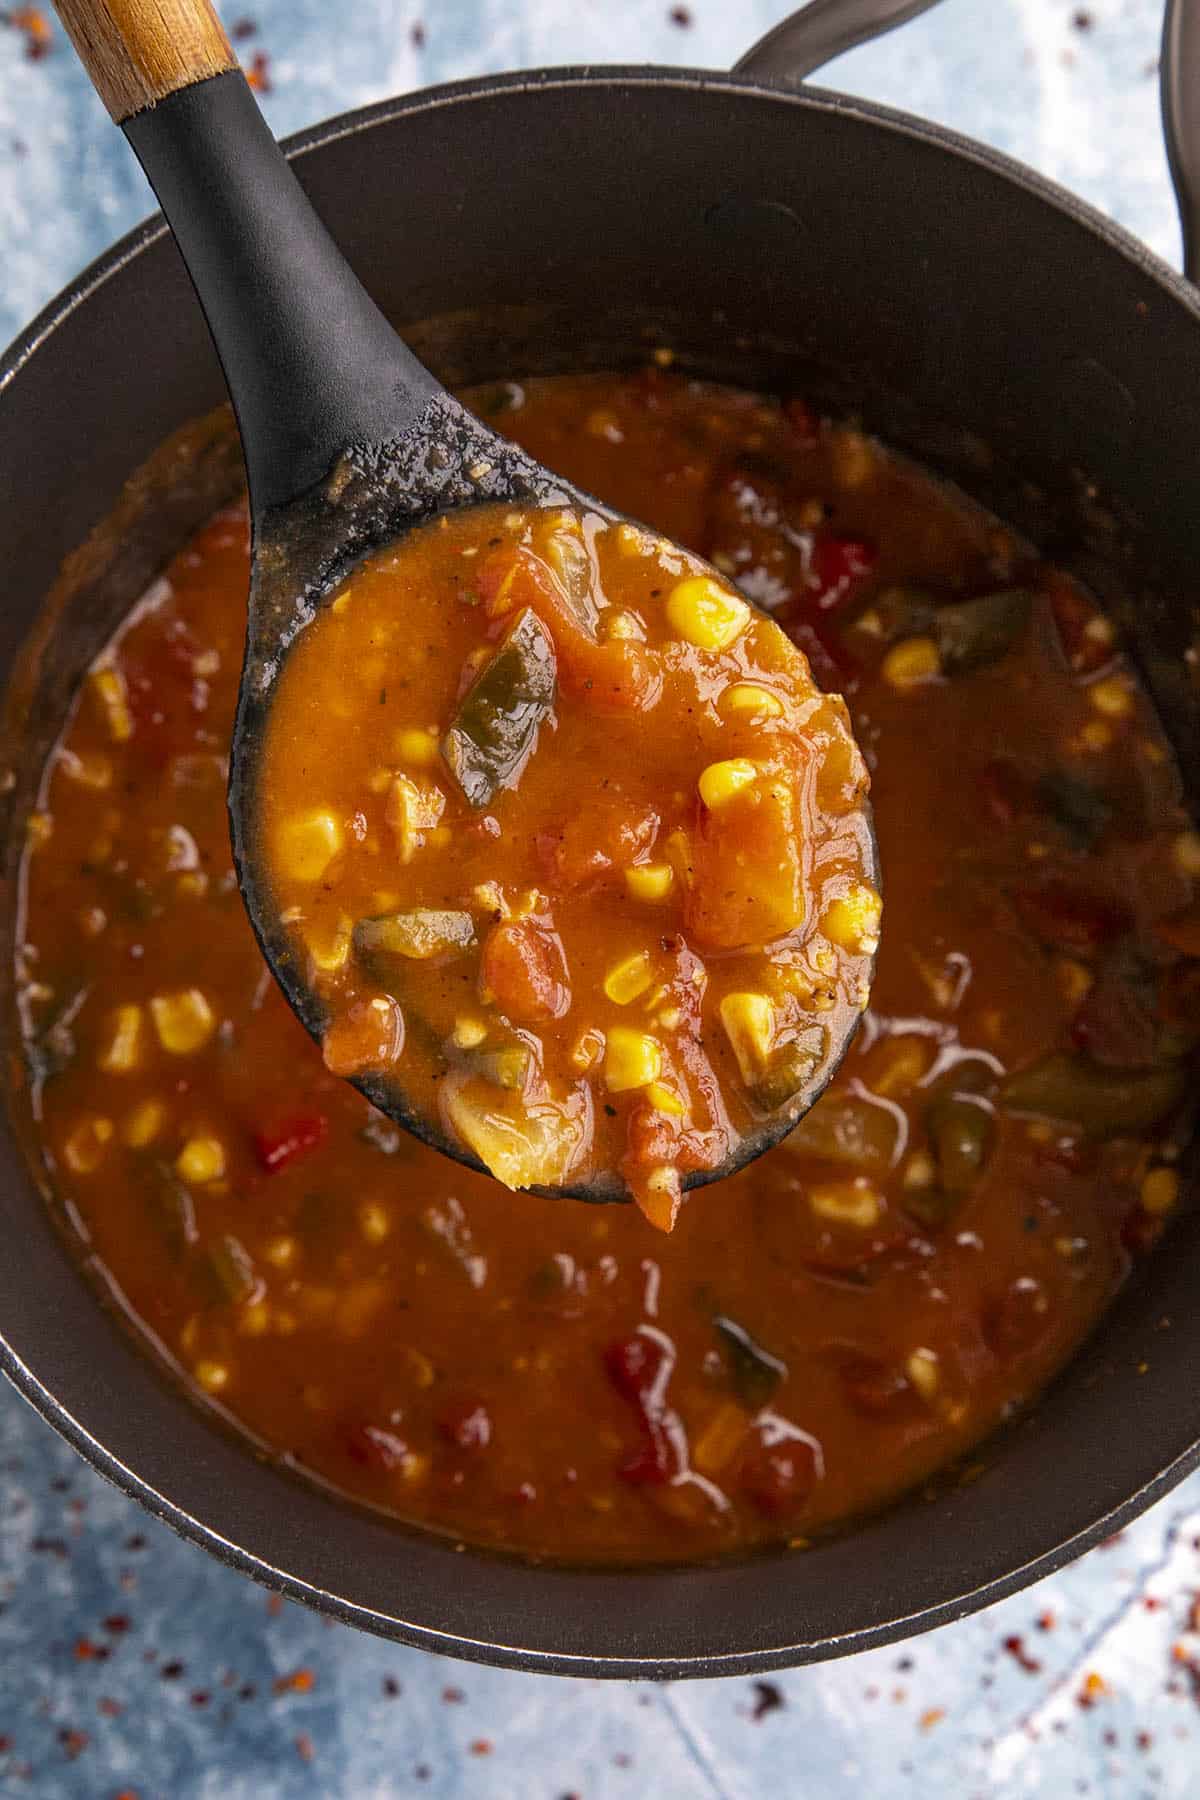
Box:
(1036, 1608, 1056, 1631)
(749, 1679, 786, 1720)
(102, 1614, 129, 1635)
(295, 1733, 314, 1763)
(244, 49, 272, 92)
(382, 1675, 401, 1698)
(668, 4, 693, 24)
(469, 1739, 493, 1756)
(442, 1685, 465, 1704)
(97, 1698, 122, 1718)
(3, 6, 52, 60)
(410, 20, 426, 47)
(159, 1660, 184, 1681)
(57, 1728, 89, 1759)
(273, 1667, 315, 1696)
(230, 15, 257, 38)
(919, 1707, 945, 1731)
(1001, 1634, 1043, 1675)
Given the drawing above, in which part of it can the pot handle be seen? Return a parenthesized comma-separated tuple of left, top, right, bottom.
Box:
(734, 0, 944, 85)
(1161, 0, 1200, 284)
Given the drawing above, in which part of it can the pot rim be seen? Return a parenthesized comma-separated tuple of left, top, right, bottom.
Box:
(2, 65, 1199, 1678)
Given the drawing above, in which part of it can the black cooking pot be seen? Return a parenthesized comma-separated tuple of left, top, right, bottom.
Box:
(1, 0, 1198, 1677)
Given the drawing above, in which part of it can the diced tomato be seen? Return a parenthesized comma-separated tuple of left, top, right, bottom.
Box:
(604, 1330, 686, 1485)
(835, 1351, 918, 1419)
(784, 397, 820, 446)
(1049, 577, 1117, 678)
(1013, 881, 1132, 954)
(479, 917, 570, 1022)
(343, 1422, 409, 1472)
(741, 1436, 819, 1519)
(685, 758, 807, 949)
(980, 759, 1034, 827)
(982, 1276, 1051, 1360)
(535, 795, 659, 891)
(807, 534, 877, 610)
(253, 1111, 328, 1174)
(437, 1397, 493, 1451)
(479, 546, 660, 712)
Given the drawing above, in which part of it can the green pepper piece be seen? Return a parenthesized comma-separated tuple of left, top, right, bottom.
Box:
(713, 1315, 788, 1409)
(750, 1025, 827, 1112)
(148, 1161, 198, 1259)
(1038, 770, 1112, 852)
(927, 1093, 996, 1196)
(1001, 1052, 1186, 1139)
(442, 607, 557, 809)
(784, 1094, 899, 1172)
(933, 588, 1033, 675)
(203, 1233, 257, 1305)
(353, 909, 475, 967)
(457, 1040, 531, 1092)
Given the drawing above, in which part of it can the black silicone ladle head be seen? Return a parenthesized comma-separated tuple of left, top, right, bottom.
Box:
(52, 0, 880, 1202)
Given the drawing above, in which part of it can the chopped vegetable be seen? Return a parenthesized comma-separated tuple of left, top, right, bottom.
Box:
(783, 1094, 900, 1172)
(1001, 1052, 1186, 1138)
(354, 910, 475, 966)
(926, 1093, 995, 1196)
(204, 1233, 258, 1306)
(442, 607, 557, 808)
(933, 588, 1032, 675)
(713, 1314, 787, 1409)
(254, 1111, 329, 1174)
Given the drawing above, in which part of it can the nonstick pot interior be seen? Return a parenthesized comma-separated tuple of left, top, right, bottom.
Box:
(0, 71, 1197, 1677)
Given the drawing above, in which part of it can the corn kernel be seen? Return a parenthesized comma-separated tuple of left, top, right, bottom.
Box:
(624, 862, 675, 904)
(89, 666, 133, 743)
(176, 1136, 226, 1184)
(60, 749, 113, 790)
(698, 758, 759, 810)
(175, 872, 208, 901)
(666, 576, 751, 652)
(193, 1359, 230, 1395)
(121, 1098, 166, 1149)
(1078, 719, 1114, 753)
(615, 522, 652, 557)
(276, 809, 342, 883)
(693, 1400, 749, 1475)
(98, 1004, 143, 1074)
(719, 682, 784, 722)
(451, 1015, 488, 1049)
(604, 951, 654, 1006)
(652, 346, 675, 368)
(605, 1027, 663, 1092)
(1173, 830, 1200, 877)
(719, 992, 775, 1085)
(1141, 1167, 1180, 1216)
(359, 1200, 391, 1244)
(822, 883, 883, 955)
(601, 609, 643, 641)
(385, 773, 445, 864)
(394, 727, 440, 768)
(868, 1033, 933, 1099)
(150, 989, 216, 1055)
(1089, 674, 1134, 719)
(306, 914, 352, 975)
(808, 1178, 882, 1229)
(265, 1235, 298, 1271)
(79, 906, 107, 938)
(239, 1300, 271, 1337)
(882, 637, 941, 690)
(62, 1115, 113, 1175)
(1054, 958, 1094, 1007)
(403, 1346, 436, 1389)
(646, 1081, 685, 1116)
(830, 425, 875, 488)
(25, 811, 53, 849)
(906, 1347, 940, 1401)
(902, 1151, 935, 1191)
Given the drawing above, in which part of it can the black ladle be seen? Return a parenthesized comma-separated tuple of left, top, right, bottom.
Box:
(53, 0, 882, 1201)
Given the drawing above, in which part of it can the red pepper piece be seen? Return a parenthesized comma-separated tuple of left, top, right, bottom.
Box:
(1013, 881, 1132, 954)
(604, 1331, 686, 1486)
(1049, 578, 1117, 678)
(835, 1351, 918, 1419)
(741, 1437, 819, 1519)
(479, 916, 570, 1023)
(343, 1423, 409, 1472)
(253, 1111, 328, 1174)
(982, 1276, 1051, 1360)
(806, 534, 877, 611)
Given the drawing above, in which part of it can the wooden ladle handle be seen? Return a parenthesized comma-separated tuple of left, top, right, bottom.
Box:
(52, 0, 236, 122)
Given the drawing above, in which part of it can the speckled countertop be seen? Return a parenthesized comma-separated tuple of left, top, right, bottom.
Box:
(2, 1, 1199, 1795)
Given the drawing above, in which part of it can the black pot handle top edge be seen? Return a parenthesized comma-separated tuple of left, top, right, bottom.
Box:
(733, 0, 945, 87)
(1161, 0, 1200, 286)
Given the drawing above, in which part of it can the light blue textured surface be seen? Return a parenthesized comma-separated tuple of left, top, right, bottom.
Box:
(2, 0, 1199, 1793)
